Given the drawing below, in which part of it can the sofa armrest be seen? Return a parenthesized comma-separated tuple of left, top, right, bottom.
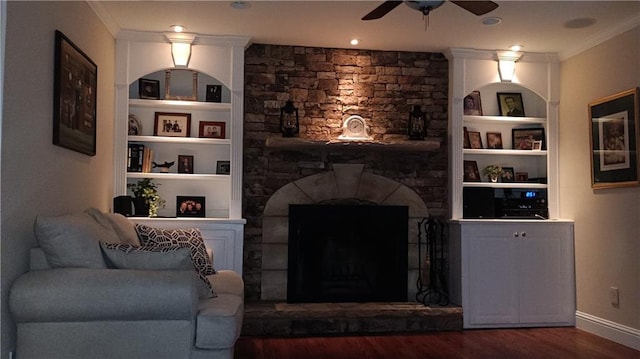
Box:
(10, 268, 199, 323)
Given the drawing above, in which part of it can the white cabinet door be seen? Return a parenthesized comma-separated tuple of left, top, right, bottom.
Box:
(518, 223, 575, 324)
(466, 230, 519, 325)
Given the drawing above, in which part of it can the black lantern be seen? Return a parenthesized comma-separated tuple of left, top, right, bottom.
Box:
(280, 100, 299, 137)
(408, 105, 427, 140)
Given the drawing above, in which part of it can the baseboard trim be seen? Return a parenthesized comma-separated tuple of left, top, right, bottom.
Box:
(575, 311, 640, 350)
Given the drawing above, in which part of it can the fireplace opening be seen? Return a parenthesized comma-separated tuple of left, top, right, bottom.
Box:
(287, 203, 408, 303)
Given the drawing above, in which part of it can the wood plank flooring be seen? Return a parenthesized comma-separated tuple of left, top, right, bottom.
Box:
(235, 327, 638, 359)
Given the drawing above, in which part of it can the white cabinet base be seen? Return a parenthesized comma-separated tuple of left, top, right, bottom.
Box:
(449, 220, 575, 328)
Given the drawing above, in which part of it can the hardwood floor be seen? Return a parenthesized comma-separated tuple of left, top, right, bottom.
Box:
(235, 327, 638, 359)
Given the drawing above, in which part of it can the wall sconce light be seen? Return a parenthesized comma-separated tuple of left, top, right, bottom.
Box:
(165, 32, 197, 67)
(280, 100, 299, 137)
(497, 50, 522, 82)
(408, 105, 427, 140)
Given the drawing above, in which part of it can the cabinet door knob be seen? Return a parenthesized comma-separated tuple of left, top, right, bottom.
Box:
(521, 232, 527, 237)
(514, 232, 519, 237)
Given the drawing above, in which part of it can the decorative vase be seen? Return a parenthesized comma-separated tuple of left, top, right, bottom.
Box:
(489, 175, 498, 183)
(132, 197, 149, 216)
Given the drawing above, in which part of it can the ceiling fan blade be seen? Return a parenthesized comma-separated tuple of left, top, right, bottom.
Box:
(451, 1, 499, 16)
(362, 1, 404, 20)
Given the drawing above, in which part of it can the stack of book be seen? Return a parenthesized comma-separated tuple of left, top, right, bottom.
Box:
(127, 144, 153, 172)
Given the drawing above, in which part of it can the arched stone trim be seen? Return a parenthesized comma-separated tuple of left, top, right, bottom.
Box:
(261, 164, 429, 300)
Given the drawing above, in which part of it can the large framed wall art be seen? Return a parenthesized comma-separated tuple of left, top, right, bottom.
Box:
(588, 88, 639, 189)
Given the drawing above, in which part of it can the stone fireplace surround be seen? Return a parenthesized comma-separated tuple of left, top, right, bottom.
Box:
(261, 163, 429, 301)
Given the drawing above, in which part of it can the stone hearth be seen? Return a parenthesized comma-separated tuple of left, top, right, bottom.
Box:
(261, 164, 429, 301)
(242, 302, 463, 337)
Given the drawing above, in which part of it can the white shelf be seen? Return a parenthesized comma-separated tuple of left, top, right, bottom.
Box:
(464, 115, 546, 125)
(464, 149, 547, 156)
(129, 99, 231, 111)
(127, 172, 230, 180)
(128, 135, 231, 146)
(463, 182, 548, 189)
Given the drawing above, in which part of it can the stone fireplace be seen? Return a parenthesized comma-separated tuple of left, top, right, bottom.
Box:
(261, 164, 429, 301)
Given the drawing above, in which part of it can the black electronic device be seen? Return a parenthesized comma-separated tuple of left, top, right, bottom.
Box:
(463, 187, 495, 219)
(495, 190, 548, 219)
(113, 195, 133, 217)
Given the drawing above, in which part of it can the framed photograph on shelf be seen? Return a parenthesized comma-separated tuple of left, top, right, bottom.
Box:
(532, 140, 543, 151)
(463, 160, 481, 182)
(512, 127, 545, 150)
(464, 91, 483, 116)
(128, 114, 142, 135)
(53, 30, 97, 156)
(178, 155, 194, 174)
(516, 172, 529, 182)
(176, 196, 206, 217)
(463, 127, 471, 149)
(588, 88, 639, 189)
(486, 131, 503, 149)
(501, 167, 515, 182)
(199, 121, 226, 139)
(216, 160, 231, 175)
(154, 112, 191, 137)
(138, 78, 160, 100)
(206, 85, 222, 102)
(468, 131, 483, 149)
(497, 92, 525, 117)
(165, 69, 197, 101)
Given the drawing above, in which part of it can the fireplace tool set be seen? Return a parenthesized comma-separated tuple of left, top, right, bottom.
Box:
(415, 217, 449, 306)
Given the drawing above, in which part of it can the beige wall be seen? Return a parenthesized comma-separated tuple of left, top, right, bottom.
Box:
(559, 27, 640, 331)
(0, 2, 115, 357)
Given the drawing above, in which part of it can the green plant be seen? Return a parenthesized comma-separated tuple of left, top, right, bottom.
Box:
(127, 178, 166, 217)
(482, 165, 504, 178)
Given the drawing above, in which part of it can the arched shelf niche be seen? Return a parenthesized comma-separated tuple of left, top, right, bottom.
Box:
(129, 69, 231, 103)
(467, 82, 547, 118)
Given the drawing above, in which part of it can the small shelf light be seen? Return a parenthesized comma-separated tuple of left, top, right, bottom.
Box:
(165, 31, 197, 68)
(497, 50, 523, 82)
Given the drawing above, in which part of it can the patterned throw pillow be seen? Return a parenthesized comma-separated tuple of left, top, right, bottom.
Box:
(100, 242, 215, 298)
(134, 224, 215, 275)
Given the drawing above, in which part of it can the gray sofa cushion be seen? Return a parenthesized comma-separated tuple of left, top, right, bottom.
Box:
(135, 224, 214, 275)
(34, 213, 114, 268)
(195, 294, 243, 349)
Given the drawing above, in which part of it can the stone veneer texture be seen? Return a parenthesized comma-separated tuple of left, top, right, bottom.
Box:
(243, 44, 449, 300)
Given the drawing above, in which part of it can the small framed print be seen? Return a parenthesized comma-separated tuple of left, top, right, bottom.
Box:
(128, 114, 142, 135)
(216, 160, 230, 175)
(206, 85, 222, 103)
(199, 121, 226, 139)
(497, 92, 525, 117)
(512, 127, 546, 150)
(501, 167, 515, 182)
(486, 131, 503, 149)
(516, 172, 529, 182)
(178, 155, 194, 174)
(532, 140, 543, 151)
(463, 160, 481, 182)
(176, 196, 206, 217)
(154, 112, 191, 137)
(138, 78, 160, 100)
(463, 127, 471, 149)
(468, 131, 483, 149)
(464, 91, 483, 116)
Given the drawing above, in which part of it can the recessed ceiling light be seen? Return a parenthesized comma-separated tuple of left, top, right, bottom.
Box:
(170, 25, 185, 33)
(482, 17, 502, 26)
(350, 39, 359, 46)
(509, 45, 523, 52)
(230, 1, 250, 10)
(564, 18, 596, 29)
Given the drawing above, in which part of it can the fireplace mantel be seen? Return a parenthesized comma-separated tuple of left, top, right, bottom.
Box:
(265, 136, 441, 152)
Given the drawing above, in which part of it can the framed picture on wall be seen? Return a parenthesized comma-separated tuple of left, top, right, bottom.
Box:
(588, 88, 639, 189)
(53, 30, 97, 156)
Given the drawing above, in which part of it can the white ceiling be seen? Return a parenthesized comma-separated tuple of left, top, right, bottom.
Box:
(93, 1, 640, 60)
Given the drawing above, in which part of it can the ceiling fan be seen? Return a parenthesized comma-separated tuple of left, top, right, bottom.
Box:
(362, 1, 499, 20)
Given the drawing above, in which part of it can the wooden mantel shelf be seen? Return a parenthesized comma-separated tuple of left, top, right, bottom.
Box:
(265, 136, 441, 152)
